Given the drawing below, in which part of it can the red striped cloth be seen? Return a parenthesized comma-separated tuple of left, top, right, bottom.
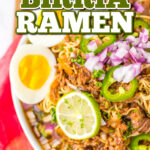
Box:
(0, 36, 33, 150)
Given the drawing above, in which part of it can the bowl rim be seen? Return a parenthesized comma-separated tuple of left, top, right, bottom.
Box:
(9, 35, 42, 150)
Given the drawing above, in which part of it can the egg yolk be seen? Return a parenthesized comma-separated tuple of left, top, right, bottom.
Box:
(19, 55, 50, 90)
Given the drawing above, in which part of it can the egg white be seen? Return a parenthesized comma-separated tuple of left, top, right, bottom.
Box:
(28, 10, 66, 47)
(28, 34, 66, 47)
(10, 44, 56, 104)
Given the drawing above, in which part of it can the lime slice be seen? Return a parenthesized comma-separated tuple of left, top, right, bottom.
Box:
(56, 91, 101, 140)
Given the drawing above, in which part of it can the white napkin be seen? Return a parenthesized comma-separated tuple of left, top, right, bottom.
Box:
(0, 0, 16, 58)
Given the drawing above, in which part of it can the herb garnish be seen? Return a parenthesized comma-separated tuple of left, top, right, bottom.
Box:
(71, 56, 85, 65)
(93, 70, 105, 79)
(50, 108, 57, 124)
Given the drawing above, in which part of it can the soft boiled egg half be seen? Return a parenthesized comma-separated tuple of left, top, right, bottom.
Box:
(10, 44, 56, 104)
(28, 10, 66, 47)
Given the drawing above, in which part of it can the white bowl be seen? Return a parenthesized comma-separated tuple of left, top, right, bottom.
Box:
(10, 36, 42, 150)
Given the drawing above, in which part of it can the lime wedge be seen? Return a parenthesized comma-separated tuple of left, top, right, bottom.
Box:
(56, 91, 101, 140)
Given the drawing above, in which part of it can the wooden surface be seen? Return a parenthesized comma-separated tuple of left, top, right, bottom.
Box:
(14, 0, 21, 38)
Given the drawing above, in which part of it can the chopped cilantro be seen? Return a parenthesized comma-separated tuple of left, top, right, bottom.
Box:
(50, 108, 57, 124)
(109, 129, 115, 133)
(77, 50, 81, 56)
(104, 101, 110, 108)
(122, 119, 134, 140)
(134, 108, 137, 112)
(101, 111, 110, 120)
(95, 82, 102, 87)
(117, 111, 121, 119)
(71, 56, 85, 65)
(110, 89, 115, 94)
(59, 42, 64, 51)
(70, 47, 73, 52)
(93, 70, 105, 79)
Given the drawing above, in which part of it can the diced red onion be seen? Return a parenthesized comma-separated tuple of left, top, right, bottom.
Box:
(87, 40, 98, 51)
(139, 29, 149, 43)
(26, 111, 36, 120)
(22, 103, 33, 110)
(86, 52, 94, 60)
(126, 36, 140, 46)
(52, 131, 61, 141)
(30, 119, 38, 126)
(134, 2, 144, 13)
(129, 51, 137, 63)
(115, 47, 128, 59)
(97, 48, 108, 62)
(33, 105, 41, 112)
(111, 58, 123, 66)
(45, 123, 55, 134)
(116, 41, 130, 50)
(94, 62, 104, 70)
(110, 52, 123, 66)
(123, 56, 130, 64)
(33, 126, 40, 138)
(129, 47, 146, 63)
(43, 143, 51, 150)
(52, 139, 61, 147)
(144, 41, 150, 49)
(45, 123, 55, 130)
(84, 56, 99, 72)
(113, 63, 141, 83)
(39, 136, 48, 145)
(141, 49, 150, 63)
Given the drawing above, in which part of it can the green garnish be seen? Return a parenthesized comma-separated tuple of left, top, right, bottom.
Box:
(123, 120, 134, 140)
(101, 111, 110, 120)
(71, 56, 85, 65)
(59, 42, 64, 51)
(95, 82, 102, 87)
(39, 125, 47, 137)
(50, 108, 57, 124)
(70, 47, 73, 52)
(93, 70, 105, 79)
(117, 112, 121, 119)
